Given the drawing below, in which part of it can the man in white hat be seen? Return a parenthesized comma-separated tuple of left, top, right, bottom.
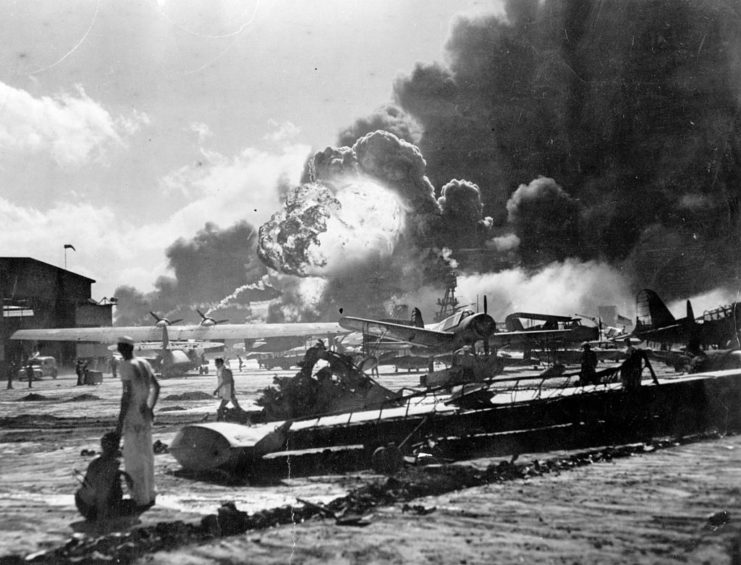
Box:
(114, 336, 160, 509)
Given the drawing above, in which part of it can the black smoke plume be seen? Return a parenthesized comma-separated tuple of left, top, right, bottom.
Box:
(113, 221, 271, 324)
(387, 0, 741, 300)
(118, 0, 741, 327)
(337, 104, 421, 148)
(506, 177, 581, 266)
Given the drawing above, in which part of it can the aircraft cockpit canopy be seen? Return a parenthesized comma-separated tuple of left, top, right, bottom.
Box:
(441, 310, 475, 332)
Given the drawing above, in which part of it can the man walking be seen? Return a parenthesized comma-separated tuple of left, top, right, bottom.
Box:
(213, 357, 242, 421)
(114, 336, 160, 510)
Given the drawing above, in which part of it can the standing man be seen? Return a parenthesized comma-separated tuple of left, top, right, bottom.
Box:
(6, 359, 15, 389)
(579, 342, 598, 386)
(75, 359, 85, 386)
(114, 336, 160, 510)
(213, 357, 242, 421)
(25, 360, 33, 388)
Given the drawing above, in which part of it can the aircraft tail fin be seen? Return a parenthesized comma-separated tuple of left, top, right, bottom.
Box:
(636, 289, 675, 330)
(411, 307, 424, 328)
(686, 300, 694, 321)
(333, 335, 347, 354)
(504, 314, 525, 331)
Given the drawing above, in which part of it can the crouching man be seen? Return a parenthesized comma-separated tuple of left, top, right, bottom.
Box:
(75, 432, 137, 521)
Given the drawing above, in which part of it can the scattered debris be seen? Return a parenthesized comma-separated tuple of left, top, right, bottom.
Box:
(66, 394, 100, 402)
(296, 498, 371, 527)
(153, 440, 169, 455)
(402, 503, 437, 515)
(705, 510, 731, 531)
(16, 393, 47, 402)
(163, 392, 213, 401)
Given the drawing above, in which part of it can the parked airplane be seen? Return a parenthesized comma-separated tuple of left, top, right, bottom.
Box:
(339, 306, 496, 353)
(340, 307, 598, 355)
(11, 320, 347, 377)
(633, 289, 741, 349)
(502, 312, 599, 349)
(106, 327, 223, 377)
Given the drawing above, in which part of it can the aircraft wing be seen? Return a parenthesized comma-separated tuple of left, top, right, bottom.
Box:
(339, 316, 453, 349)
(491, 326, 598, 348)
(633, 323, 687, 345)
(11, 322, 346, 344)
(105, 341, 225, 351)
(165, 322, 346, 341)
(491, 329, 571, 348)
(11, 326, 164, 343)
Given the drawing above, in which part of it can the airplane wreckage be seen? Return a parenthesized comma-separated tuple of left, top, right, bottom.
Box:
(170, 299, 741, 480)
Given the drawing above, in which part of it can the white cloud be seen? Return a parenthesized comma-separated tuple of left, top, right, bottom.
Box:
(264, 119, 301, 143)
(189, 121, 213, 144)
(0, 142, 311, 298)
(158, 143, 310, 228)
(0, 82, 148, 168)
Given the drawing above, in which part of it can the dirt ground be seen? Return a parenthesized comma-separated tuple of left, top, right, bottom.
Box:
(143, 437, 741, 565)
(2, 360, 741, 564)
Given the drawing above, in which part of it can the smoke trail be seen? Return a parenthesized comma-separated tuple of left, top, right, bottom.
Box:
(206, 275, 279, 314)
(113, 221, 267, 323)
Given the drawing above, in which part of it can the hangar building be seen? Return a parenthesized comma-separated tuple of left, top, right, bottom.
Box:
(0, 257, 113, 376)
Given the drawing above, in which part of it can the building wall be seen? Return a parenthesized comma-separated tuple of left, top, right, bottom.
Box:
(0, 258, 111, 375)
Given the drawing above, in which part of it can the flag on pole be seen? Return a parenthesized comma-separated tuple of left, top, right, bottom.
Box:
(64, 244, 76, 251)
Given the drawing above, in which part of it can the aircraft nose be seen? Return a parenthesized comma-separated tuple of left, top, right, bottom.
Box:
(472, 314, 497, 339)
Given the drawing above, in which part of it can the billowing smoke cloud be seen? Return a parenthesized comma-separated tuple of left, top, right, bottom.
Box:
(506, 177, 581, 266)
(454, 260, 634, 322)
(117, 0, 741, 328)
(394, 259, 634, 324)
(388, 0, 741, 300)
(258, 130, 494, 320)
(337, 104, 421, 148)
(439, 179, 493, 250)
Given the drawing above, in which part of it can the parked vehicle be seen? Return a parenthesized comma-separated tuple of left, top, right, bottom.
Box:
(18, 356, 57, 380)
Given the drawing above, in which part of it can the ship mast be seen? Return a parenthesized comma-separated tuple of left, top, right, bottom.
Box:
(435, 271, 459, 322)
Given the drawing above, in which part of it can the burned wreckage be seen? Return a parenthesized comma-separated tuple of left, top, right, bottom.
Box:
(252, 341, 401, 422)
(171, 330, 741, 479)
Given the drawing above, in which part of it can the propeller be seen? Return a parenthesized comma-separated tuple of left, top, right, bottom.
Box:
(483, 296, 490, 356)
(196, 309, 229, 325)
(150, 312, 182, 325)
(469, 296, 493, 355)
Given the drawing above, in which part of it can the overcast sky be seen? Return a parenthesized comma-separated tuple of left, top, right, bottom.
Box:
(0, 0, 501, 299)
